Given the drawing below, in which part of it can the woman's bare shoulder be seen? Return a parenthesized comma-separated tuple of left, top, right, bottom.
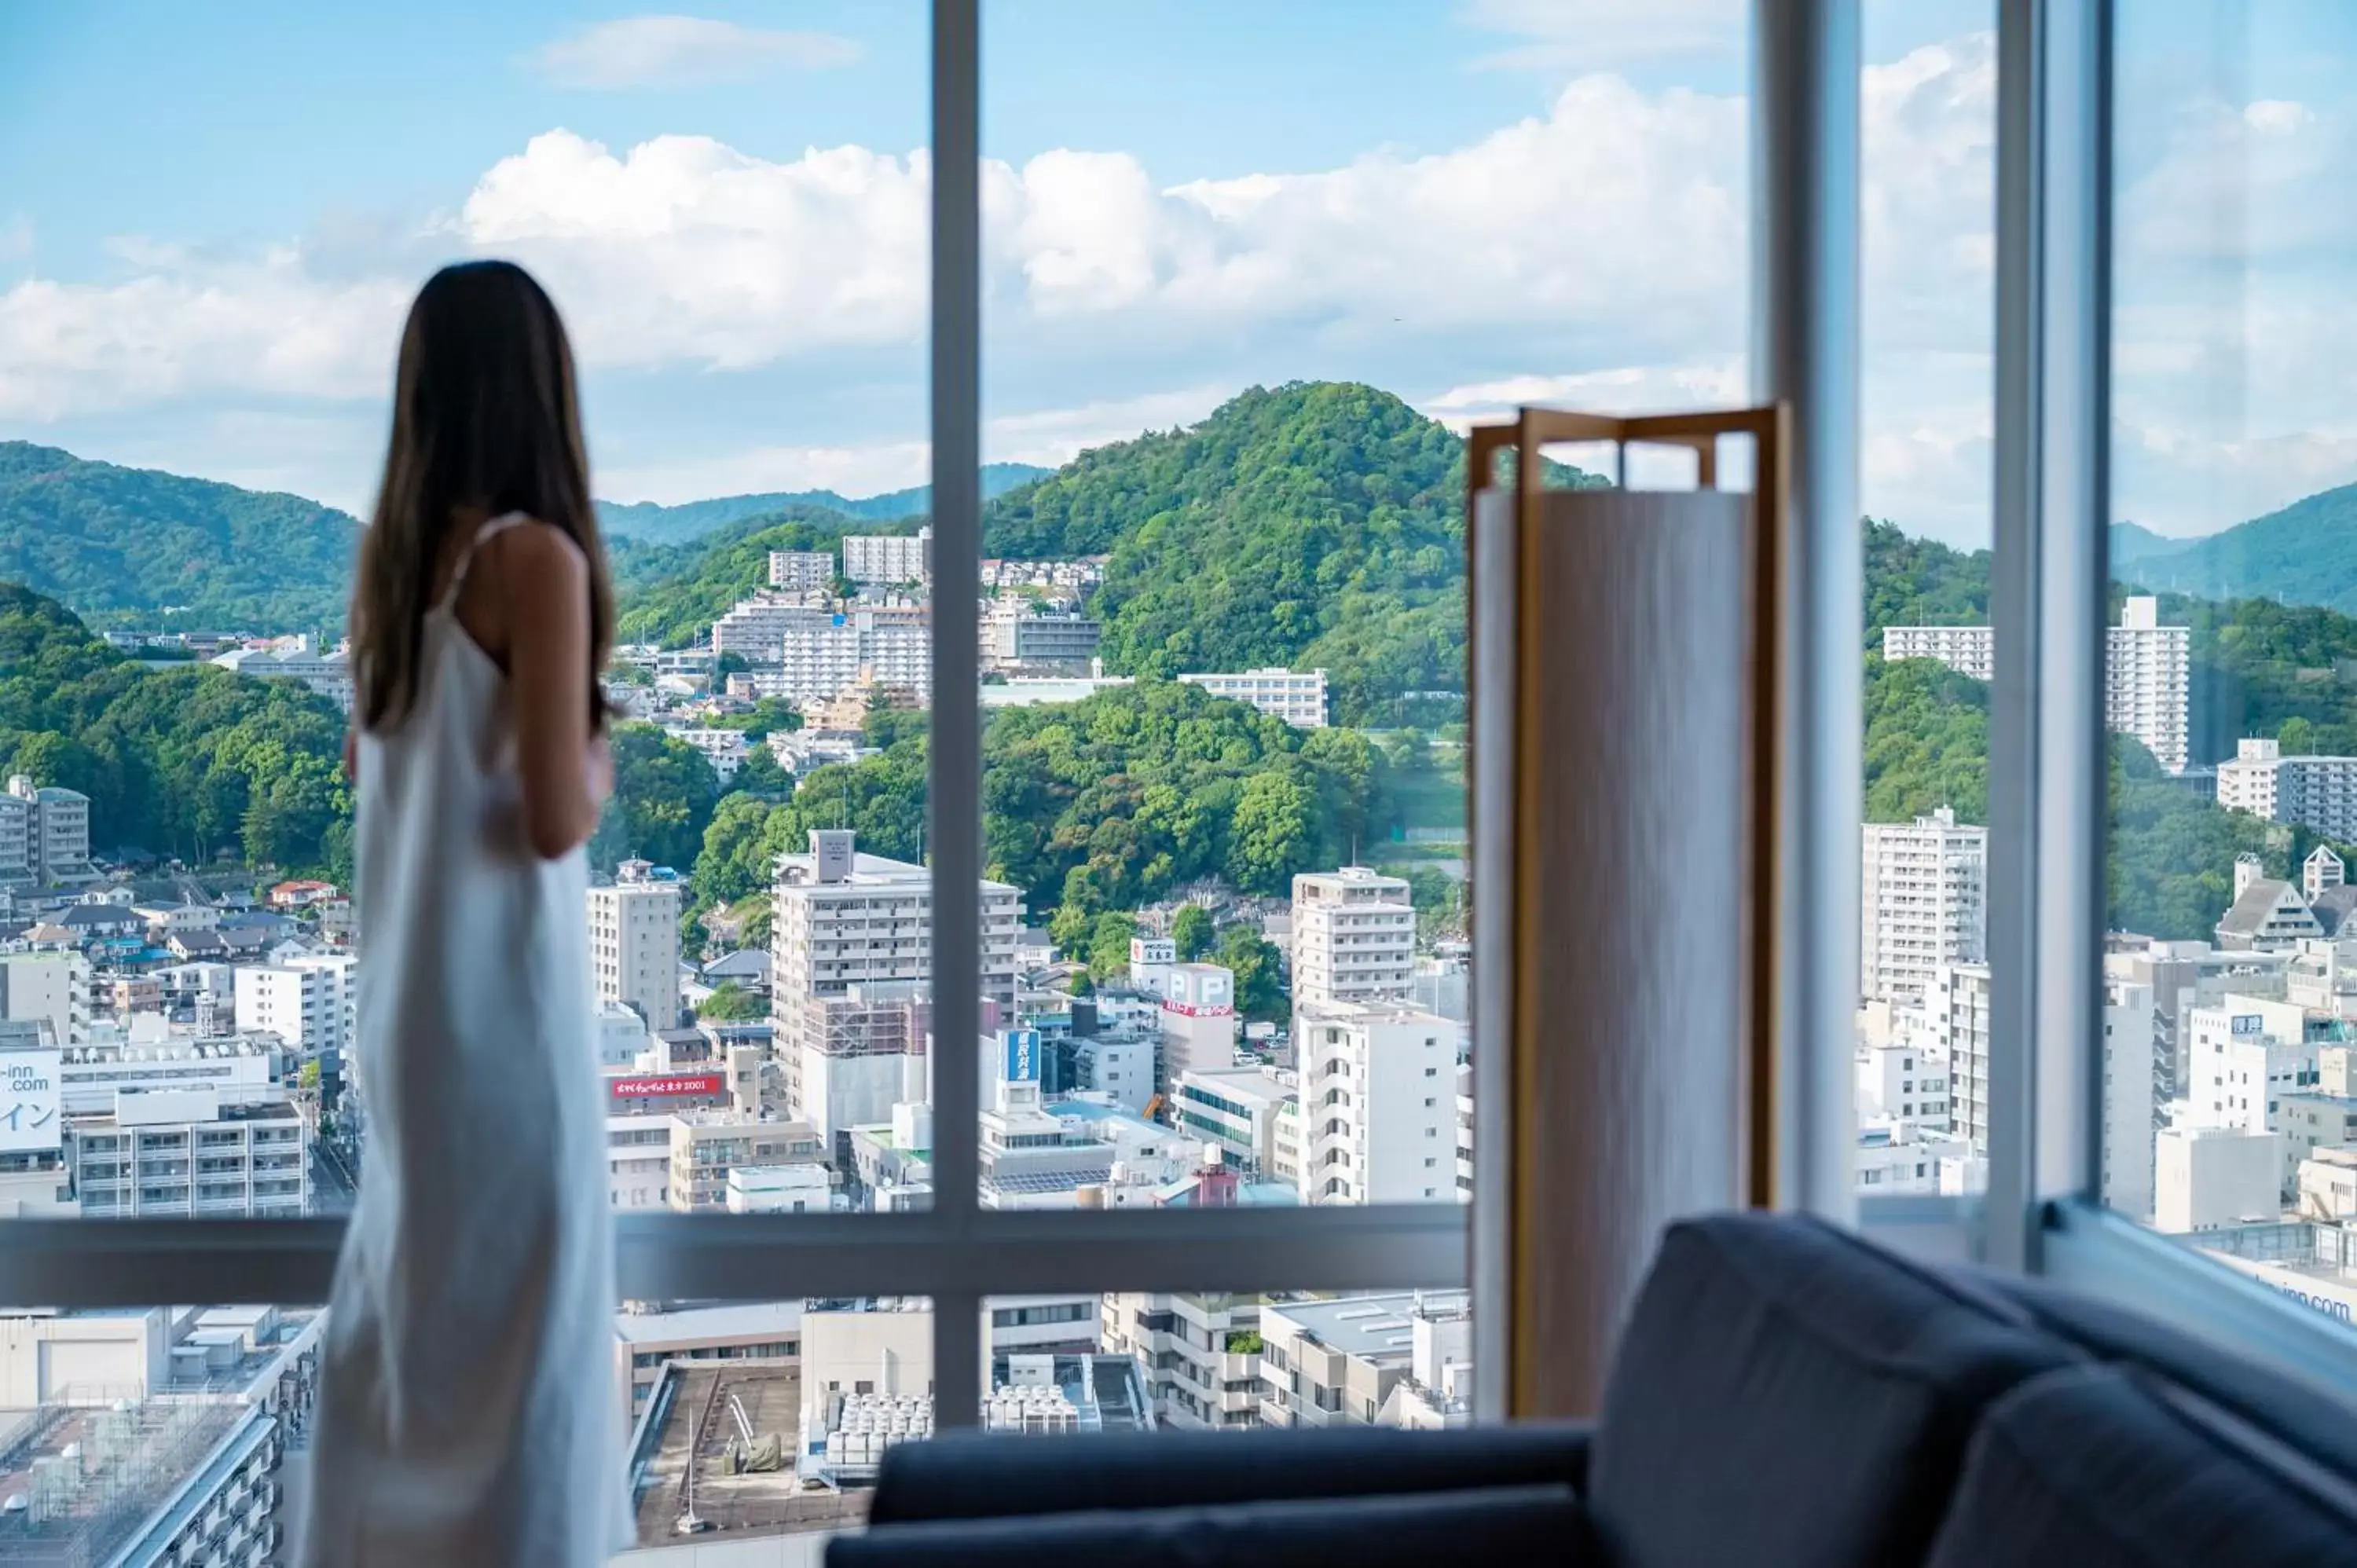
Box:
(484, 516, 588, 581)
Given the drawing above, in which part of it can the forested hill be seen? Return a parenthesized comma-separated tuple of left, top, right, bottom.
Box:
(599, 462, 1048, 544)
(0, 583, 350, 873)
(2106, 482, 2357, 615)
(0, 441, 361, 632)
(984, 380, 1596, 723)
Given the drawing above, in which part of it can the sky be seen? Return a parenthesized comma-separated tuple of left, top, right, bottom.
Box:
(0, 0, 2350, 543)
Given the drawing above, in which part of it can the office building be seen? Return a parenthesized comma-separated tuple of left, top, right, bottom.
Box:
(770, 831, 1023, 1054)
(981, 601, 1102, 670)
(1072, 1029, 1154, 1114)
(789, 982, 930, 1141)
(2155, 1125, 2281, 1233)
(1295, 1000, 1457, 1205)
(1881, 596, 2188, 771)
(1853, 1037, 1952, 1131)
(842, 528, 932, 584)
(768, 548, 836, 592)
(1172, 1065, 1298, 1180)
(2183, 996, 2320, 1140)
(1258, 1288, 1470, 1430)
(2274, 1095, 2357, 1199)
(589, 859, 683, 1030)
(1859, 807, 1987, 1004)
(1291, 867, 1416, 1009)
(607, 1111, 672, 1211)
(1177, 668, 1329, 727)
(3, 774, 93, 884)
(2217, 739, 2357, 844)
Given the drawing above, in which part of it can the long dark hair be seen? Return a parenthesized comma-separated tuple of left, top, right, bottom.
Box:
(352, 260, 611, 731)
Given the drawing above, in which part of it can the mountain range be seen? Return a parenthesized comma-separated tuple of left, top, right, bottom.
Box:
(596, 463, 1049, 544)
(2109, 482, 2357, 614)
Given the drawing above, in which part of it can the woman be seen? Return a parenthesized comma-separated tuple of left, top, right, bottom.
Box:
(300, 261, 625, 1565)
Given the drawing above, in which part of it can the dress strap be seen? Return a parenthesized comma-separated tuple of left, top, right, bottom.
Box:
(438, 513, 533, 611)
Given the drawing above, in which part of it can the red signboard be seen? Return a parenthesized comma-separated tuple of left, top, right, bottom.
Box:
(1160, 1001, 1235, 1018)
(609, 1072, 726, 1100)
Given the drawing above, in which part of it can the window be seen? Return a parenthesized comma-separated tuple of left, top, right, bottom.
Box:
(2095, 0, 2357, 1334)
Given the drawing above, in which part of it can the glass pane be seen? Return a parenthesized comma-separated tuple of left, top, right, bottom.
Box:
(1853, 4, 1999, 1200)
(974, 0, 1750, 1207)
(0, 6, 925, 1222)
(2102, 0, 2357, 1332)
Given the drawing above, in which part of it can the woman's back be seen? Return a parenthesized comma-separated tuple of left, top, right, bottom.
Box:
(300, 514, 626, 1565)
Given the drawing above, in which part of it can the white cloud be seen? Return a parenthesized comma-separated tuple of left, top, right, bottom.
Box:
(531, 16, 860, 90)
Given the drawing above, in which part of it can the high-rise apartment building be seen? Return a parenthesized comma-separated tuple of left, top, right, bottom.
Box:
(1859, 808, 1988, 1003)
(589, 860, 683, 1031)
(1291, 867, 1415, 1009)
(1926, 962, 1992, 1155)
(769, 830, 1022, 1059)
(709, 596, 931, 701)
(0, 951, 89, 1046)
(767, 549, 836, 592)
(1178, 669, 1329, 727)
(1295, 999, 1457, 1205)
(1881, 596, 2189, 772)
(2, 774, 93, 883)
(841, 528, 933, 585)
(1098, 1291, 1263, 1431)
(2217, 738, 2357, 844)
(2101, 976, 2158, 1222)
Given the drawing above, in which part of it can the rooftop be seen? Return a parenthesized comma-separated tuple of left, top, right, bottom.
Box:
(1266, 1289, 1472, 1362)
(629, 1362, 867, 1549)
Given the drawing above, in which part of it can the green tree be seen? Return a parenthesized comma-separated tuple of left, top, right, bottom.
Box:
(1225, 771, 1316, 894)
(1171, 903, 1214, 961)
(691, 793, 783, 908)
(1217, 924, 1287, 1022)
(597, 723, 723, 870)
(697, 980, 765, 1021)
(1088, 911, 1139, 981)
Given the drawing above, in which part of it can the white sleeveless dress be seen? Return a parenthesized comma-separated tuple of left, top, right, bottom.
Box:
(299, 515, 629, 1566)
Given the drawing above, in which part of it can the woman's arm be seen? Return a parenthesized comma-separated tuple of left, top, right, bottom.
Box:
(500, 522, 610, 859)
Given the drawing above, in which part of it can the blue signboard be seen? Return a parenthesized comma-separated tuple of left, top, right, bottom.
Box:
(1003, 1028, 1040, 1084)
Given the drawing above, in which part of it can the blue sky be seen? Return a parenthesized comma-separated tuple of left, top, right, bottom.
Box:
(1, 2, 2349, 543)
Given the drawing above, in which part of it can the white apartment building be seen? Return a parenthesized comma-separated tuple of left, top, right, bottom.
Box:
(232, 953, 355, 1056)
(788, 982, 930, 1141)
(1926, 962, 1992, 1154)
(2216, 738, 2357, 844)
(2102, 977, 2158, 1222)
(2109, 595, 2191, 773)
(662, 726, 750, 782)
(1072, 1031, 1154, 1114)
(607, 1112, 672, 1211)
(3, 774, 93, 883)
(1859, 808, 1987, 1004)
(65, 1091, 308, 1218)
(767, 548, 836, 592)
(1881, 595, 2189, 771)
(842, 528, 932, 584)
(667, 1111, 827, 1212)
(0, 951, 89, 1046)
(1292, 867, 1416, 1009)
(589, 859, 682, 1030)
(1178, 668, 1329, 727)
(1853, 1037, 1952, 1130)
(2156, 1124, 2281, 1233)
(1100, 1291, 1263, 1431)
(1855, 1118, 1978, 1195)
(1296, 1000, 1457, 1205)
(709, 595, 931, 701)
(210, 636, 355, 714)
(1259, 1289, 1471, 1431)
(1880, 624, 1996, 680)
(769, 830, 1022, 1054)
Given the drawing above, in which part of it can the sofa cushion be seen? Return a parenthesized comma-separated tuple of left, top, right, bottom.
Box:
(1925, 1364, 2357, 1567)
(1978, 1267, 2357, 1486)
(828, 1481, 1593, 1568)
(866, 1423, 1591, 1526)
(1587, 1212, 2074, 1568)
